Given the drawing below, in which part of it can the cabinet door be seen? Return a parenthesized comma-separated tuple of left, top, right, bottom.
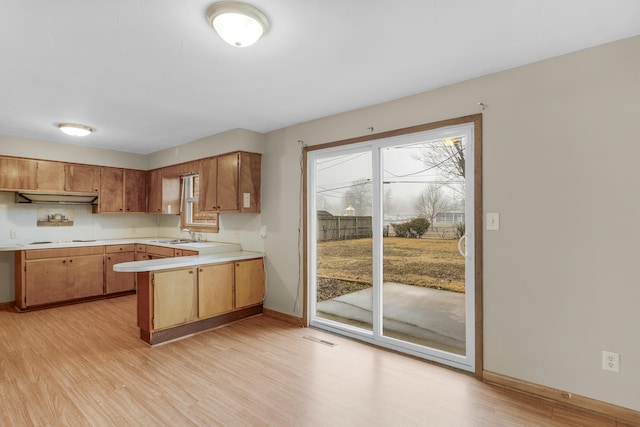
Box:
(234, 258, 265, 308)
(105, 252, 135, 293)
(36, 160, 65, 192)
(153, 269, 197, 330)
(69, 254, 104, 298)
(198, 263, 234, 318)
(99, 167, 124, 213)
(198, 157, 217, 211)
(124, 169, 146, 213)
(216, 153, 239, 212)
(146, 169, 162, 213)
(157, 163, 181, 214)
(66, 164, 100, 193)
(24, 258, 69, 306)
(162, 175, 181, 214)
(0, 157, 37, 190)
(238, 152, 261, 213)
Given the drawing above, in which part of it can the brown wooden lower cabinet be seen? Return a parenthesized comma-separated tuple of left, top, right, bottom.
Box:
(14, 243, 194, 311)
(105, 245, 136, 294)
(235, 258, 265, 308)
(153, 268, 197, 330)
(135, 244, 198, 260)
(16, 246, 105, 309)
(198, 263, 234, 318)
(138, 257, 265, 345)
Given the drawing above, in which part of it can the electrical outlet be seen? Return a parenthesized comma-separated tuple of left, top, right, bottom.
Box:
(602, 351, 619, 372)
(10, 229, 18, 239)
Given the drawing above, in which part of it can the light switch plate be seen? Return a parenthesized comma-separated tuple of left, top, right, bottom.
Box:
(486, 212, 500, 230)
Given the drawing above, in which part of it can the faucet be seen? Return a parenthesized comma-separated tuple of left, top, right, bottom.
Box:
(181, 228, 196, 241)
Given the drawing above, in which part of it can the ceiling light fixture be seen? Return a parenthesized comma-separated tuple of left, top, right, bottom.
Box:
(58, 123, 93, 137)
(206, 1, 269, 48)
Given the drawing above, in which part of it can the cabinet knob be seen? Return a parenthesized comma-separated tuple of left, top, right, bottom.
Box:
(69, 259, 73, 263)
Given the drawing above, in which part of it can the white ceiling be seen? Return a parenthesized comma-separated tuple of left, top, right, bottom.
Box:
(1, 1, 639, 155)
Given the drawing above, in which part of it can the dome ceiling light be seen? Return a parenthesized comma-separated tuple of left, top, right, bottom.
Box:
(58, 123, 93, 137)
(206, 2, 269, 48)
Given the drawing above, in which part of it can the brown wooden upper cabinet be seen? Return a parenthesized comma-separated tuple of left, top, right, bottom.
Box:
(98, 167, 124, 212)
(0, 157, 37, 190)
(145, 161, 197, 215)
(65, 164, 100, 193)
(146, 168, 162, 213)
(36, 160, 65, 192)
(97, 167, 146, 214)
(199, 151, 261, 213)
(124, 169, 147, 213)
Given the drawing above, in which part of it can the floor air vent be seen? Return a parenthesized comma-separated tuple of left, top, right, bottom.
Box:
(303, 335, 336, 347)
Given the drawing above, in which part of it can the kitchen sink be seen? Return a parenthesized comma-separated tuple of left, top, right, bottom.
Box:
(150, 239, 194, 244)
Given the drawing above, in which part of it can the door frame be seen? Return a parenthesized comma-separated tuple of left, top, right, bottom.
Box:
(302, 114, 483, 378)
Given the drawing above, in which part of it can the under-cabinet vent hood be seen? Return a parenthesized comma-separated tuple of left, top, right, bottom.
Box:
(15, 192, 98, 205)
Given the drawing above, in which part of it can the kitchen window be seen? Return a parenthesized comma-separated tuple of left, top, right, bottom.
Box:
(180, 174, 219, 232)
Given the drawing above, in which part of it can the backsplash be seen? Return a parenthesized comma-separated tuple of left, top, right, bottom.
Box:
(0, 191, 264, 303)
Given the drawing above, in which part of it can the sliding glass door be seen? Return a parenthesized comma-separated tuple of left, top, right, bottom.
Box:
(308, 122, 476, 372)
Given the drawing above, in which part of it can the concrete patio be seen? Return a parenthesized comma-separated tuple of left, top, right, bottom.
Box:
(316, 282, 466, 354)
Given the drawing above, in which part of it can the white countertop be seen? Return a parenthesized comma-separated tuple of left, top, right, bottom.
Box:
(0, 237, 242, 255)
(1, 237, 262, 272)
(113, 251, 264, 272)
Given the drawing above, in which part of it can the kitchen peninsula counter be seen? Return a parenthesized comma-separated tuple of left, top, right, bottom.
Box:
(118, 249, 265, 346)
(112, 250, 263, 272)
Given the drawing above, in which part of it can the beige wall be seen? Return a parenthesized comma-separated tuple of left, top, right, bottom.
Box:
(261, 36, 640, 411)
(147, 128, 264, 169)
(0, 134, 148, 169)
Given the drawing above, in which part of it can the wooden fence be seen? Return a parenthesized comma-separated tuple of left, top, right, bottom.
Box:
(317, 216, 372, 241)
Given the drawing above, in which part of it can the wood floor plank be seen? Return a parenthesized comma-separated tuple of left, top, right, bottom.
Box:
(0, 296, 631, 426)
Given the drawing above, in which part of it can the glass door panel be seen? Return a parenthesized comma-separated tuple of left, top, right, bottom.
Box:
(313, 150, 373, 332)
(381, 137, 467, 355)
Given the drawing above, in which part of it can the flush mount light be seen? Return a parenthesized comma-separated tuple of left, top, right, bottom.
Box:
(58, 123, 93, 137)
(206, 1, 269, 47)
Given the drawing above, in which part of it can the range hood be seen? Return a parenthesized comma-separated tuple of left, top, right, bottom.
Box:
(15, 192, 98, 205)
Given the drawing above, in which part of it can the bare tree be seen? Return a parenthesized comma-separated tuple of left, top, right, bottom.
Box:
(413, 137, 465, 179)
(415, 184, 450, 225)
(412, 137, 465, 197)
(342, 179, 372, 216)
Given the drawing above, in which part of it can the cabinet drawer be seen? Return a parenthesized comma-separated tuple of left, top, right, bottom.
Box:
(25, 246, 104, 260)
(135, 244, 146, 252)
(106, 244, 135, 253)
(145, 245, 175, 257)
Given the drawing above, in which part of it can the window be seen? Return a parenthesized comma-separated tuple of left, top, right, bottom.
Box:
(180, 174, 219, 232)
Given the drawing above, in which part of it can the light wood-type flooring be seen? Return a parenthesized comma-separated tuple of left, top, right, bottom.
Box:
(0, 295, 629, 426)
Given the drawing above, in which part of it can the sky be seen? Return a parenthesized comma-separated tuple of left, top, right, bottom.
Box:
(314, 139, 465, 218)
